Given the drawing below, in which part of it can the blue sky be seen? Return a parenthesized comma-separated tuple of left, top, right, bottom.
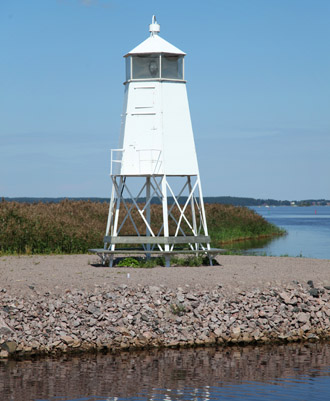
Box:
(1, 0, 329, 200)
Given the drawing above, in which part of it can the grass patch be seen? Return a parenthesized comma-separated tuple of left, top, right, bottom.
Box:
(170, 302, 186, 316)
(112, 256, 216, 267)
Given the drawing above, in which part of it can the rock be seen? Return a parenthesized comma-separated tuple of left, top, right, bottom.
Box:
(87, 304, 101, 316)
(0, 316, 13, 335)
(301, 323, 311, 332)
(141, 314, 149, 322)
(307, 280, 314, 288)
(279, 292, 291, 304)
(213, 328, 222, 336)
(1, 341, 17, 354)
(307, 333, 319, 340)
(0, 350, 9, 358)
(61, 336, 75, 346)
(297, 312, 310, 324)
(142, 331, 153, 340)
(309, 288, 319, 297)
(231, 326, 241, 339)
(252, 329, 261, 340)
(177, 293, 185, 303)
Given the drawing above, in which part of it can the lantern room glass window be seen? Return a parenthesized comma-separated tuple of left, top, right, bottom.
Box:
(125, 56, 131, 81)
(126, 55, 185, 81)
(161, 55, 183, 80)
(132, 55, 160, 79)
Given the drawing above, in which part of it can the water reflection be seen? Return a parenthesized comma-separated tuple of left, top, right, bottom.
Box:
(222, 236, 276, 252)
(1, 343, 330, 400)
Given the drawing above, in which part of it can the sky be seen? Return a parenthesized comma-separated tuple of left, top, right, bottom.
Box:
(1, 0, 329, 201)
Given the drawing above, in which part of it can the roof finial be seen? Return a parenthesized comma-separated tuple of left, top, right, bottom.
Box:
(149, 15, 160, 36)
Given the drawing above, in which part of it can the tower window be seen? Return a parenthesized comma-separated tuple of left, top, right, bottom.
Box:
(127, 55, 184, 81)
(132, 55, 160, 79)
(161, 55, 183, 79)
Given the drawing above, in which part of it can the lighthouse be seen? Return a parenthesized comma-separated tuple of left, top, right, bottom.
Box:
(95, 16, 214, 266)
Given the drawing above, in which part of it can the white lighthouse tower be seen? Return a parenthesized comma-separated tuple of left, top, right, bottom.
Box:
(98, 16, 213, 266)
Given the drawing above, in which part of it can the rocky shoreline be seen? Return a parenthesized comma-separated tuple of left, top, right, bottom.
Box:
(1, 280, 330, 359)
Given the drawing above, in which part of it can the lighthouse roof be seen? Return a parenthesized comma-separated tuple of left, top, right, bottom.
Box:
(125, 16, 186, 57)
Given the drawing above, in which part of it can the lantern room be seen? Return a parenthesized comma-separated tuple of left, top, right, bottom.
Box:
(125, 54, 184, 81)
(124, 16, 186, 82)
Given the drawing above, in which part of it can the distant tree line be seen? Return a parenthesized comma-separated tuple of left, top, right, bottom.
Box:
(2, 196, 329, 206)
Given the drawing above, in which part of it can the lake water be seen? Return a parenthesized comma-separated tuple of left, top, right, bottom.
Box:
(1, 343, 330, 400)
(233, 206, 330, 260)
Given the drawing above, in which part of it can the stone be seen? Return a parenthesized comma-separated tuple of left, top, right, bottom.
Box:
(61, 335, 75, 346)
(142, 331, 153, 340)
(309, 288, 319, 297)
(1, 341, 17, 354)
(231, 326, 241, 339)
(177, 294, 185, 303)
(297, 312, 310, 324)
(87, 304, 101, 316)
(0, 350, 9, 358)
(252, 329, 261, 340)
(213, 328, 222, 337)
(279, 292, 291, 304)
(0, 316, 13, 335)
(301, 323, 311, 332)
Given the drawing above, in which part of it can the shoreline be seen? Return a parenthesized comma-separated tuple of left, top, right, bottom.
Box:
(1, 254, 330, 359)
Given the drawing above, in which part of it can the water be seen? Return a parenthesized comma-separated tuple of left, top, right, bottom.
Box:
(241, 206, 330, 259)
(1, 343, 330, 400)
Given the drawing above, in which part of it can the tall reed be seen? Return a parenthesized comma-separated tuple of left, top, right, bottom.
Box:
(0, 200, 283, 255)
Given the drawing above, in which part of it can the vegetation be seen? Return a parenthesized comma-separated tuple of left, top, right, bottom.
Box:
(0, 199, 284, 255)
(115, 255, 216, 268)
(206, 203, 284, 243)
(4, 196, 330, 206)
(170, 302, 186, 316)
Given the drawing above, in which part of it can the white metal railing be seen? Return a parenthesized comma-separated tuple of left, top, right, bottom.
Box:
(110, 149, 124, 176)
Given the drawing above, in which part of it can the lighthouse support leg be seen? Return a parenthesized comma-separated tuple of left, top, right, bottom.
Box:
(196, 175, 212, 265)
(105, 180, 116, 239)
(188, 176, 198, 253)
(161, 175, 170, 267)
(146, 176, 151, 259)
(109, 176, 124, 267)
(103, 182, 116, 266)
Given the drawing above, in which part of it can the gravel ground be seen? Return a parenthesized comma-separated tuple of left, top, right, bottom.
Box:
(0, 254, 329, 297)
